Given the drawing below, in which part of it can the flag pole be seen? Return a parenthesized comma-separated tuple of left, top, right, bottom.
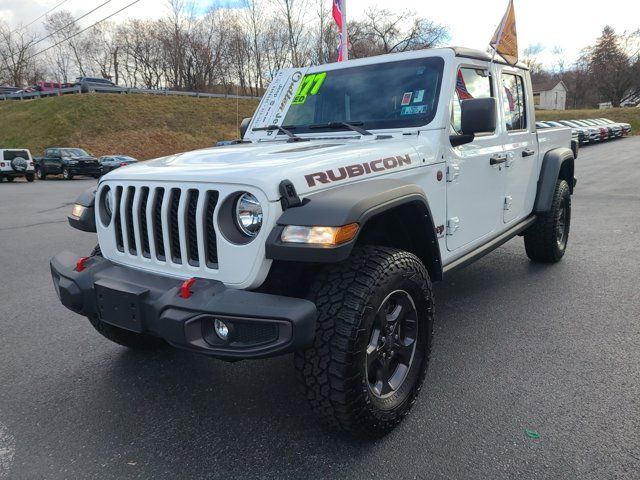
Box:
(341, 0, 348, 61)
(491, 12, 507, 65)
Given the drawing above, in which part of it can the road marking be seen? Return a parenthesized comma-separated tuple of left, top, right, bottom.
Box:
(0, 422, 15, 479)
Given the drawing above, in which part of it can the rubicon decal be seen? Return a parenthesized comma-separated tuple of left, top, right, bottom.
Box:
(305, 154, 412, 187)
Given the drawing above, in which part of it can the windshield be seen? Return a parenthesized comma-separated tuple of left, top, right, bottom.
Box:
(116, 156, 136, 162)
(61, 148, 89, 157)
(282, 57, 444, 133)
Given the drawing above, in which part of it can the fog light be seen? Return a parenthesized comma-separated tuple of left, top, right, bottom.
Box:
(214, 319, 229, 340)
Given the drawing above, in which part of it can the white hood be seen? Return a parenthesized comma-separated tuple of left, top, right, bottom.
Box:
(102, 133, 439, 201)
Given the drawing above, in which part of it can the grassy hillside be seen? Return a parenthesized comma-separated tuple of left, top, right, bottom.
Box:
(0, 94, 259, 160)
(536, 108, 639, 134)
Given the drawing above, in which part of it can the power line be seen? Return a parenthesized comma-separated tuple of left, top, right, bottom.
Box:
(32, 0, 113, 48)
(8, 0, 70, 36)
(26, 0, 144, 62)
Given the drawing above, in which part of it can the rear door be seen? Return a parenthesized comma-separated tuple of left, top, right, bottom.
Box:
(498, 68, 538, 224)
(446, 64, 506, 252)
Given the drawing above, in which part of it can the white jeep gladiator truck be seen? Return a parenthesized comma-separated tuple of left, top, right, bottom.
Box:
(51, 47, 575, 437)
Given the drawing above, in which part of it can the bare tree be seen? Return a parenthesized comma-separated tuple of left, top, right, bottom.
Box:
(0, 22, 38, 86)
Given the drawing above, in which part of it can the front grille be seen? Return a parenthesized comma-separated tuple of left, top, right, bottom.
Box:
(110, 185, 219, 268)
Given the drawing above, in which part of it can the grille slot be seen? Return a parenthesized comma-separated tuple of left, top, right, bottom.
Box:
(139, 187, 150, 258)
(168, 188, 182, 263)
(125, 186, 137, 255)
(186, 189, 200, 266)
(152, 188, 165, 261)
(114, 186, 124, 252)
(204, 191, 219, 268)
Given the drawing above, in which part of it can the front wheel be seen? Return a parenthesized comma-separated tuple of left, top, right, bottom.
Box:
(524, 179, 571, 262)
(295, 246, 434, 438)
(62, 167, 73, 180)
(36, 167, 46, 180)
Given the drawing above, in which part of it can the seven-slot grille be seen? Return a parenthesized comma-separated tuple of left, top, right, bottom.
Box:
(110, 185, 219, 268)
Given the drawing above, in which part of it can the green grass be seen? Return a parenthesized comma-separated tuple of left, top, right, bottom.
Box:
(536, 108, 639, 135)
(0, 94, 259, 160)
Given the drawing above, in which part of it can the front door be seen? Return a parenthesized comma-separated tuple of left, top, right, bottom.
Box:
(446, 66, 505, 252)
(499, 70, 538, 224)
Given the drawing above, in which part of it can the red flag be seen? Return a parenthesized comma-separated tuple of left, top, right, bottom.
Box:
(333, 0, 343, 29)
(456, 70, 474, 100)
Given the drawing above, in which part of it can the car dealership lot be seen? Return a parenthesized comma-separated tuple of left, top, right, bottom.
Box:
(0, 139, 639, 479)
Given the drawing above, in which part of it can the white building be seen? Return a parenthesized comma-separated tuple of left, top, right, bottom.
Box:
(532, 79, 567, 110)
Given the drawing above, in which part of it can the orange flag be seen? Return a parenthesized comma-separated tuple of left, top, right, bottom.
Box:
(490, 0, 518, 65)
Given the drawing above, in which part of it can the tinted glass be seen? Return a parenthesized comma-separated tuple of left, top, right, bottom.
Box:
(60, 148, 89, 157)
(282, 57, 444, 133)
(501, 73, 527, 131)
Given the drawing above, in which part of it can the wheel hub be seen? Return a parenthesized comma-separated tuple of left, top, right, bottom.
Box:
(366, 290, 418, 398)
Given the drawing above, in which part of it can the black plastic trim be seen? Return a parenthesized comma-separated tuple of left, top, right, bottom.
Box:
(68, 186, 97, 232)
(443, 216, 537, 275)
(534, 147, 575, 213)
(50, 251, 317, 360)
(265, 179, 443, 279)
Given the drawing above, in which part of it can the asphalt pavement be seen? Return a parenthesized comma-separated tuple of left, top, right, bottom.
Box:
(0, 138, 639, 479)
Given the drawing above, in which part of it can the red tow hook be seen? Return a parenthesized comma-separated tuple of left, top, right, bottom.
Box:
(180, 278, 196, 299)
(75, 256, 90, 272)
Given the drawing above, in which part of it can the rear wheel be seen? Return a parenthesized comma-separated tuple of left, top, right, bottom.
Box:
(524, 179, 571, 262)
(296, 246, 434, 437)
(6, 177, 14, 183)
(26, 173, 35, 182)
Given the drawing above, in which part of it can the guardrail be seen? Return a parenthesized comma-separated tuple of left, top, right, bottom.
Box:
(0, 85, 260, 101)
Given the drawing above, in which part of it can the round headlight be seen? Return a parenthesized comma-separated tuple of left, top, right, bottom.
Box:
(235, 192, 263, 237)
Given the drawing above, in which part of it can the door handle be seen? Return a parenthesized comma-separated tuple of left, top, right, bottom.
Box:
(522, 148, 535, 157)
(490, 154, 507, 165)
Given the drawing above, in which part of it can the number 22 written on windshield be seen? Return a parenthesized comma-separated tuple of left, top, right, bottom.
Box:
(291, 72, 327, 105)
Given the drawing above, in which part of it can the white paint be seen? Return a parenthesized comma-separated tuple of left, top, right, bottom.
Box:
(0, 422, 16, 479)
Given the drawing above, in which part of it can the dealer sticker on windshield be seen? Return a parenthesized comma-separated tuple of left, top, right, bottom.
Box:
(291, 72, 327, 105)
(401, 105, 428, 115)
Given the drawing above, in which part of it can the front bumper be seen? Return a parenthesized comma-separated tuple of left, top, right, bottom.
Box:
(50, 251, 317, 360)
(68, 165, 101, 175)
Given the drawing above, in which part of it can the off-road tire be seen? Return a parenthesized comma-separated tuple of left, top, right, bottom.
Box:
(524, 179, 571, 262)
(87, 244, 166, 350)
(295, 246, 434, 438)
(6, 177, 14, 182)
(36, 167, 46, 180)
(26, 173, 35, 182)
(62, 167, 73, 180)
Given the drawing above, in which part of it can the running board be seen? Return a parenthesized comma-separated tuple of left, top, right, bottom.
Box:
(442, 215, 537, 276)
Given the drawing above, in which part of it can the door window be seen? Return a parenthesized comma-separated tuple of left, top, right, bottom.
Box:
(501, 73, 527, 131)
(451, 67, 493, 134)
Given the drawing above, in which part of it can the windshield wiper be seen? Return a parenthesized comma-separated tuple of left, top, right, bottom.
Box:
(251, 124, 307, 142)
(308, 121, 373, 136)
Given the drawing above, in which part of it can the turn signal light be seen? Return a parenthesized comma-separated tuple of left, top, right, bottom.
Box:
(280, 223, 359, 246)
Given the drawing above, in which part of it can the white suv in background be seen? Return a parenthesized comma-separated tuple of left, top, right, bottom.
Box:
(0, 149, 35, 183)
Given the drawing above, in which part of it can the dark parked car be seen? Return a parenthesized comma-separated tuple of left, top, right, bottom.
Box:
(557, 120, 591, 144)
(99, 155, 138, 175)
(74, 77, 118, 93)
(35, 148, 102, 180)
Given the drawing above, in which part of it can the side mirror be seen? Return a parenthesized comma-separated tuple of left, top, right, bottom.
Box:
(450, 97, 497, 147)
(461, 97, 496, 135)
(239, 117, 252, 138)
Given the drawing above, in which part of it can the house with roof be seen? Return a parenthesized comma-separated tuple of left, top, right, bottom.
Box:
(532, 79, 567, 110)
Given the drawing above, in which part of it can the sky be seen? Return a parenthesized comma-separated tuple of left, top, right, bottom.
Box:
(2, 0, 639, 68)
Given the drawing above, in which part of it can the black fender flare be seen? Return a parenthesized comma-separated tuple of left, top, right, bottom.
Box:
(265, 179, 443, 280)
(68, 185, 97, 232)
(534, 147, 575, 213)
